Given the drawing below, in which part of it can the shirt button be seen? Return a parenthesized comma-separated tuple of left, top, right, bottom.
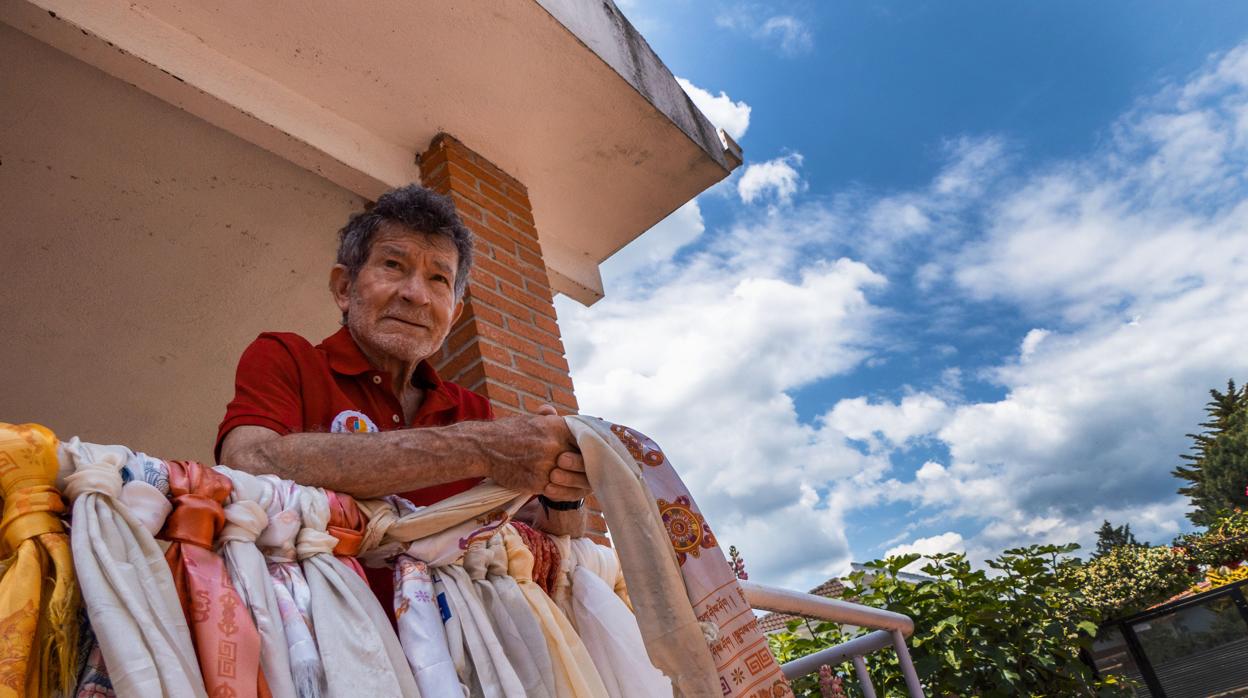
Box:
(372, 375, 382, 384)
(392, 414, 401, 423)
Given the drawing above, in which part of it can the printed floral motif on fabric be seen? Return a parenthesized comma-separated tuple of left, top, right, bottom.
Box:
(657, 495, 718, 564)
(0, 599, 36, 690)
(608, 423, 666, 467)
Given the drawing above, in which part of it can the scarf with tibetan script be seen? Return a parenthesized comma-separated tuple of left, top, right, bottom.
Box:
(566, 416, 792, 698)
(159, 461, 266, 698)
(0, 423, 79, 697)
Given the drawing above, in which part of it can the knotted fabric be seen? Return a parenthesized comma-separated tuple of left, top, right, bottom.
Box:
(437, 559, 525, 698)
(160, 460, 266, 698)
(217, 467, 299, 698)
(256, 476, 323, 697)
(61, 439, 205, 697)
(296, 486, 419, 697)
(512, 522, 560, 596)
(500, 525, 608, 698)
(393, 556, 464, 696)
(566, 417, 791, 698)
(0, 423, 79, 697)
(466, 538, 554, 698)
(325, 491, 367, 581)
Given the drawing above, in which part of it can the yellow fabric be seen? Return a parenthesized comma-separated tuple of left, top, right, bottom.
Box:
(500, 525, 608, 698)
(0, 423, 78, 698)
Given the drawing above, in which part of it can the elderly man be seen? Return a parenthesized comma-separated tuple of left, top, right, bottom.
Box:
(215, 185, 588, 598)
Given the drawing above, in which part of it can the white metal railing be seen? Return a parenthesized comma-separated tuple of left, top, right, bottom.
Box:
(741, 581, 925, 698)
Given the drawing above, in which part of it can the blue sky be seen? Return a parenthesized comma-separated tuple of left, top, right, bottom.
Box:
(555, 1, 1248, 590)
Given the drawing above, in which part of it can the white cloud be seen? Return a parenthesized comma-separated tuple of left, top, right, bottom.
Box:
(883, 534, 958, 574)
(676, 77, 751, 141)
(715, 6, 814, 57)
(738, 153, 805, 204)
(561, 41, 1248, 587)
(824, 393, 953, 450)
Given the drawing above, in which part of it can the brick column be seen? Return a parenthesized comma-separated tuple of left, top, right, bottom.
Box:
(419, 133, 608, 544)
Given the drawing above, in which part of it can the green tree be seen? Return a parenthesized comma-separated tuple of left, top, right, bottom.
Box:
(1093, 520, 1140, 557)
(1174, 379, 1248, 525)
(769, 546, 1130, 697)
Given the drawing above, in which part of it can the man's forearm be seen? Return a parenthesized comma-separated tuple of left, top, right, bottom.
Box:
(234, 422, 489, 498)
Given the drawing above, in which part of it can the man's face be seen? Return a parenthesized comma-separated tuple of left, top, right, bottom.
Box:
(333, 223, 464, 369)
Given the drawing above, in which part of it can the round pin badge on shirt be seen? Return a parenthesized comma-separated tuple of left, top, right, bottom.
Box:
(331, 410, 378, 434)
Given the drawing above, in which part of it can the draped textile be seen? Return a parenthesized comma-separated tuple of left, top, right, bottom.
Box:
(436, 562, 526, 698)
(393, 555, 465, 697)
(571, 566, 672, 698)
(434, 573, 472, 689)
(217, 467, 299, 698)
(296, 486, 419, 698)
(465, 538, 555, 698)
(482, 537, 558, 698)
(549, 536, 576, 625)
(159, 461, 266, 698)
(61, 439, 206, 697)
(566, 417, 791, 698)
(512, 522, 560, 596)
(0, 423, 78, 697)
(568, 538, 630, 610)
(499, 526, 608, 698)
(325, 491, 367, 581)
(256, 476, 323, 697)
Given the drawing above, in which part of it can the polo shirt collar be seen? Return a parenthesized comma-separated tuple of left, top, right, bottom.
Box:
(319, 326, 458, 413)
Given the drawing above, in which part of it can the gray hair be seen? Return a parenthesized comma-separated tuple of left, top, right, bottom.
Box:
(336, 184, 474, 300)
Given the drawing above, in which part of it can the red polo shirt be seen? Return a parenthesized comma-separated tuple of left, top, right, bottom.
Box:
(215, 325, 493, 609)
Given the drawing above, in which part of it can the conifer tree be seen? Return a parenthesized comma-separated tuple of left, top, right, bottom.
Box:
(1093, 520, 1139, 557)
(1174, 380, 1248, 525)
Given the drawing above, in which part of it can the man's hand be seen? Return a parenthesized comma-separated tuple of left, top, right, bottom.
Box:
(476, 408, 589, 501)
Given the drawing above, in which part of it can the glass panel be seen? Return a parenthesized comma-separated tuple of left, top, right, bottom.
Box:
(1091, 625, 1151, 697)
(1131, 593, 1248, 698)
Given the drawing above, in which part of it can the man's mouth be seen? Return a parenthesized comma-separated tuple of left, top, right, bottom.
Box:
(385, 317, 428, 329)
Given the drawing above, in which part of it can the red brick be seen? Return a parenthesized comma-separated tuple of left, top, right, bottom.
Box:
(523, 277, 554, 304)
(479, 179, 535, 226)
(485, 213, 540, 253)
(474, 255, 524, 290)
(522, 394, 549, 414)
(463, 219, 517, 255)
(476, 322, 542, 359)
(505, 317, 563, 352)
(499, 183, 532, 212)
(449, 192, 484, 222)
(463, 300, 505, 328)
(532, 314, 561, 339)
(454, 361, 488, 390)
(542, 350, 570, 373)
(443, 321, 476, 354)
(493, 405, 521, 418)
(452, 181, 513, 223)
(514, 259, 548, 284)
(469, 286, 534, 326)
(550, 386, 578, 410)
(486, 365, 550, 399)
(518, 246, 544, 269)
(497, 279, 557, 319)
(436, 343, 483, 382)
(515, 356, 575, 391)
(477, 339, 513, 366)
(484, 383, 520, 408)
(586, 512, 608, 533)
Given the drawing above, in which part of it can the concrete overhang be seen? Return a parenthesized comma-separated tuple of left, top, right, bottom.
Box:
(1, 0, 742, 305)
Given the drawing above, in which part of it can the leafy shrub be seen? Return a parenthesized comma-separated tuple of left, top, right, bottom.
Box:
(768, 546, 1130, 697)
(1062, 544, 1197, 620)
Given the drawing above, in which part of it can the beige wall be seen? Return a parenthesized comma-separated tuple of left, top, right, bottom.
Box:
(0, 25, 366, 462)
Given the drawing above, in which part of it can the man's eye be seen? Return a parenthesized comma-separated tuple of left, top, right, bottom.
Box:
(432, 274, 450, 285)
(384, 259, 402, 269)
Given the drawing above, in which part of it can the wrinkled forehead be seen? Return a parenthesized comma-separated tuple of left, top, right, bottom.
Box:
(371, 221, 459, 271)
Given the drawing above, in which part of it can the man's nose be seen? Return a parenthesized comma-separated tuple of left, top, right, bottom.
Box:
(399, 275, 432, 305)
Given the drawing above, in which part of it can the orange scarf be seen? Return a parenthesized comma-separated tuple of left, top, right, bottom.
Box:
(325, 490, 367, 581)
(160, 460, 268, 698)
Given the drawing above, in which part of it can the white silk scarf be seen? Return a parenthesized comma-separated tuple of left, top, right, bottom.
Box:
(394, 555, 466, 697)
(216, 467, 299, 698)
(59, 439, 206, 698)
(296, 486, 420, 698)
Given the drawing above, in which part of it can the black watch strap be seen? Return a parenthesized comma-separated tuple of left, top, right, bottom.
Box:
(537, 494, 584, 511)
